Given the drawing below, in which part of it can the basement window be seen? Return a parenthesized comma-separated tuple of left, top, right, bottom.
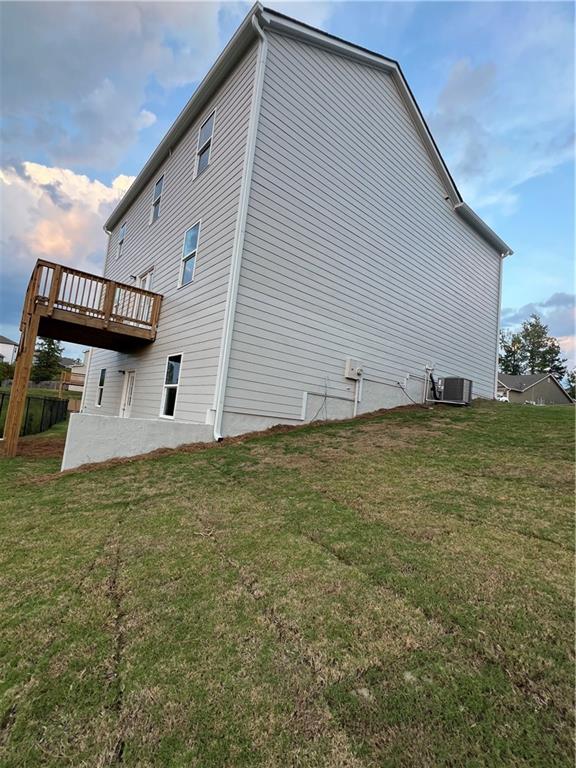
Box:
(180, 222, 200, 286)
(96, 368, 106, 407)
(196, 112, 214, 176)
(117, 222, 126, 259)
(161, 354, 182, 418)
(150, 175, 164, 223)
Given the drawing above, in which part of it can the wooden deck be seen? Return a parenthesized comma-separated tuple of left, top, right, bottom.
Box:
(29, 260, 162, 350)
(2, 260, 163, 456)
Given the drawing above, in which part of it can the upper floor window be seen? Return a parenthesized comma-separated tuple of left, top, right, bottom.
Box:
(196, 112, 214, 176)
(161, 354, 182, 417)
(151, 176, 164, 223)
(180, 222, 200, 286)
(96, 368, 106, 406)
(117, 222, 126, 259)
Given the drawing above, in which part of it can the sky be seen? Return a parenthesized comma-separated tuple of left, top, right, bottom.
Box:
(0, 1, 574, 368)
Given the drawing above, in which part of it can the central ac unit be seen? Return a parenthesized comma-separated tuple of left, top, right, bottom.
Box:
(429, 377, 472, 405)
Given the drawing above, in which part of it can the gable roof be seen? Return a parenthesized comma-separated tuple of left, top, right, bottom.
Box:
(0, 335, 18, 346)
(498, 373, 573, 401)
(59, 356, 80, 369)
(104, 3, 512, 257)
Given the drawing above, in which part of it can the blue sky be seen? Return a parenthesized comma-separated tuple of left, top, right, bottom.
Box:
(1, 1, 574, 365)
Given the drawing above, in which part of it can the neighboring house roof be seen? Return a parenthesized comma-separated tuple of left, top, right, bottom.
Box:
(104, 3, 512, 257)
(60, 356, 80, 369)
(0, 335, 18, 346)
(498, 373, 574, 401)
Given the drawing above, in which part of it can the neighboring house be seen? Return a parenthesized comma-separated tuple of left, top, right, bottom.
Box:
(498, 374, 574, 405)
(0, 336, 18, 365)
(59, 356, 81, 370)
(7, 5, 513, 469)
(68, 351, 89, 392)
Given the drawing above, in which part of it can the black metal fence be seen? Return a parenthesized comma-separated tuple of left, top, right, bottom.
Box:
(0, 393, 69, 438)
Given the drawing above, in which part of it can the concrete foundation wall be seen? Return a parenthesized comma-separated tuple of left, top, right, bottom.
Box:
(62, 414, 214, 470)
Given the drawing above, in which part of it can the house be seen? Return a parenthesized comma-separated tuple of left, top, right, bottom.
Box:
(4, 5, 512, 469)
(498, 374, 573, 405)
(0, 336, 18, 365)
(68, 351, 89, 393)
(59, 356, 81, 370)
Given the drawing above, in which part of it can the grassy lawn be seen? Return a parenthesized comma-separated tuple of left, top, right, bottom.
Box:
(0, 402, 573, 767)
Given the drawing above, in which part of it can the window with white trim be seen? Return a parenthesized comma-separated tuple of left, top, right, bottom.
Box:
(180, 223, 200, 286)
(96, 368, 106, 406)
(196, 112, 214, 176)
(117, 222, 126, 259)
(161, 355, 182, 417)
(151, 176, 164, 222)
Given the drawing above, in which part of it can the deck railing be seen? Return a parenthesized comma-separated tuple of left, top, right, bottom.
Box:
(27, 260, 162, 332)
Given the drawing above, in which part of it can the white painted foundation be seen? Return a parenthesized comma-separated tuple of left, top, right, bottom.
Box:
(62, 414, 214, 471)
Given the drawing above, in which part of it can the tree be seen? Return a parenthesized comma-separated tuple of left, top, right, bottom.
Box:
(566, 369, 576, 399)
(0, 361, 15, 383)
(520, 313, 567, 379)
(499, 330, 526, 375)
(499, 314, 567, 380)
(31, 338, 63, 383)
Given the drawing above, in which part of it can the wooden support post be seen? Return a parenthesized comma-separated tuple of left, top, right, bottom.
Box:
(102, 281, 116, 326)
(3, 313, 39, 456)
(46, 265, 62, 314)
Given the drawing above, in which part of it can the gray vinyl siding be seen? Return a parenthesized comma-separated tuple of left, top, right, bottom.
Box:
(224, 33, 502, 421)
(83, 44, 258, 422)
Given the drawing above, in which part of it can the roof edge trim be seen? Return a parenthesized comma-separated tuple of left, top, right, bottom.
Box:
(104, 2, 263, 232)
(455, 203, 513, 256)
(260, 8, 512, 256)
(260, 8, 462, 207)
(104, 3, 513, 260)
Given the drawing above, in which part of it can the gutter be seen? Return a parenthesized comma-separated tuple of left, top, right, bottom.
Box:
(212, 12, 269, 440)
(454, 202, 513, 256)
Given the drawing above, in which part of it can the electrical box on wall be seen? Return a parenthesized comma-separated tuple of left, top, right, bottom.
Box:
(344, 358, 363, 380)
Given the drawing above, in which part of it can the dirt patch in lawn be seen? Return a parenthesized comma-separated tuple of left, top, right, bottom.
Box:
(0, 436, 66, 459)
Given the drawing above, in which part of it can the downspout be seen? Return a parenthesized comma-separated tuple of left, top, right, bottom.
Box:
(79, 348, 93, 413)
(212, 13, 268, 440)
(494, 253, 504, 399)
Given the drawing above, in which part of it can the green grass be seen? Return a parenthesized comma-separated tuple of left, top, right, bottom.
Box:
(0, 402, 573, 767)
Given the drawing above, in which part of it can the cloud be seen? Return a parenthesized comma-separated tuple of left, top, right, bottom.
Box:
(0, 160, 133, 348)
(0, 161, 133, 285)
(264, 1, 335, 28)
(428, 3, 574, 214)
(501, 292, 576, 367)
(0, 2, 338, 170)
(0, 2, 229, 169)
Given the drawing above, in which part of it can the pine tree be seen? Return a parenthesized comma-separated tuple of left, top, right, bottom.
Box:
(499, 330, 526, 375)
(520, 313, 567, 379)
(499, 313, 568, 380)
(31, 338, 63, 383)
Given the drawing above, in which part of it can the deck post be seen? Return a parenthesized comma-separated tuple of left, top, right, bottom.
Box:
(102, 281, 117, 326)
(3, 313, 40, 456)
